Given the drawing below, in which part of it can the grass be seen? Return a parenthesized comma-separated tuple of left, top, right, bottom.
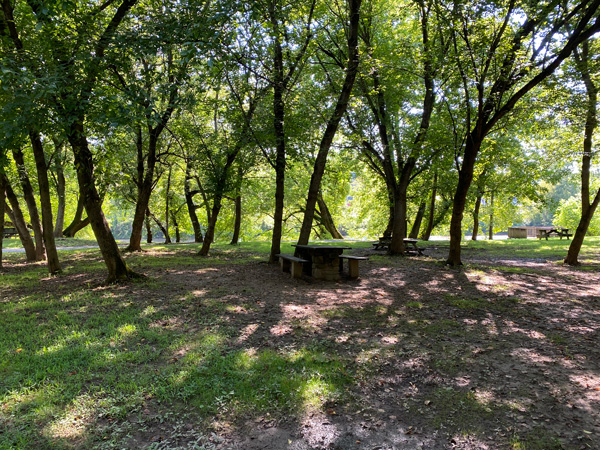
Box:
(1, 236, 599, 449)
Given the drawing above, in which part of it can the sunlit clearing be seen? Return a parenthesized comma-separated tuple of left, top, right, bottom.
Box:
(299, 378, 334, 410)
(44, 394, 96, 442)
(117, 324, 137, 337)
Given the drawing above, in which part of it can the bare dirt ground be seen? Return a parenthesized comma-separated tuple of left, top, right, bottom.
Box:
(130, 244, 600, 450)
(4, 243, 599, 450)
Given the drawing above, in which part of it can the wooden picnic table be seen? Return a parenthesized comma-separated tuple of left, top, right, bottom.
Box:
(2, 227, 18, 239)
(372, 237, 424, 255)
(536, 228, 572, 240)
(292, 244, 351, 281)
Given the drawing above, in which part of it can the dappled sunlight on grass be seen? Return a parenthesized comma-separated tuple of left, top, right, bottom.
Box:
(1, 239, 599, 448)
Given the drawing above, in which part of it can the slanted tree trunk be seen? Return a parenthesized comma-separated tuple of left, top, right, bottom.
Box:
(565, 42, 600, 266)
(421, 172, 437, 241)
(409, 202, 426, 239)
(198, 152, 240, 255)
(230, 167, 242, 245)
(297, 0, 361, 245)
(170, 211, 180, 243)
(145, 210, 153, 243)
(0, 176, 5, 269)
(63, 196, 90, 237)
(185, 162, 203, 242)
(447, 137, 479, 266)
(317, 191, 344, 239)
(488, 191, 494, 240)
(30, 132, 61, 274)
(52, 139, 66, 238)
(472, 195, 482, 241)
(68, 125, 136, 282)
(2, 178, 37, 261)
(148, 208, 169, 243)
(12, 147, 45, 261)
(163, 166, 172, 244)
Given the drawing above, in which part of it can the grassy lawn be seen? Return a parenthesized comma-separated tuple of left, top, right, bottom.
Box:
(1, 238, 599, 449)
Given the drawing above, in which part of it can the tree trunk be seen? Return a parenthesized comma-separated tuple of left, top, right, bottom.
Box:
(63, 196, 90, 237)
(198, 200, 222, 256)
(185, 163, 203, 243)
(68, 123, 136, 282)
(389, 180, 410, 255)
(421, 172, 437, 241)
(317, 192, 344, 239)
(12, 147, 46, 261)
(230, 168, 242, 245)
(565, 42, 599, 266)
(163, 166, 172, 244)
(472, 195, 482, 241)
(0, 177, 5, 269)
(447, 137, 480, 266)
(409, 202, 426, 239)
(268, 10, 287, 263)
(2, 178, 37, 261)
(297, 0, 361, 245)
(148, 207, 169, 242)
(53, 141, 66, 238)
(145, 210, 153, 243)
(126, 125, 148, 251)
(30, 132, 61, 274)
(170, 211, 180, 243)
(488, 191, 494, 240)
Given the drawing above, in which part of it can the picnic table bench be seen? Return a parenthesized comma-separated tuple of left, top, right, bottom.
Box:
(339, 255, 369, 279)
(2, 227, 18, 238)
(372, 237, 424, 255)
(276, 253, 308, 279)
(277, 247, 370, 280)
(536, 228, 572, 240)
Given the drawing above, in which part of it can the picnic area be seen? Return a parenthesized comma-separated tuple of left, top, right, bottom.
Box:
(1, 238, 599, 450)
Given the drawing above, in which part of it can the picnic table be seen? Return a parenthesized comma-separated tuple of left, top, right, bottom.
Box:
(536, 228, 572, 240)
(372, 237, 424, 255)
(292, 244, 351, 281)
(2, 227, 18, 239)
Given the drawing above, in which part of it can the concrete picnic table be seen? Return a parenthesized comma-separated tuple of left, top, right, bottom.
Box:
(292, 244, 351, 281)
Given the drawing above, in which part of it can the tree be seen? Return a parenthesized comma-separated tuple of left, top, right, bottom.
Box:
(564, 38, 600, 265)
(297, 0, 362, 245)
(443, 0, 600, 266)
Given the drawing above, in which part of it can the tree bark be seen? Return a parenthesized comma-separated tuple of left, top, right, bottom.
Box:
(52, 141, 66, 238)
(63, 196, 90, 237)
(12, 147, 46, 261)
(268, 2, 287, 263)
(565, 42, 599, 265)
(2, 177, 37, 261)
(68, 123, 136, 282)
(409, 202, 426, 239)
(230, 167, 242, 245)
(0, 177, 5, 269)
(145, 210, 153, 243)
(163, 166, 172, 244)
(185, 162, 203, 242)
(447, 137, 479, 266)
(488, 191, 494, 240)
(148, 207, 169, 240)
(472, 195, 482, 241)
(297, 0, 362, 245)
(170, 211, 180, 243)
(30, 132, 61, 273)
(421, 172, 437, 241)
(316, 191, 344, 239)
